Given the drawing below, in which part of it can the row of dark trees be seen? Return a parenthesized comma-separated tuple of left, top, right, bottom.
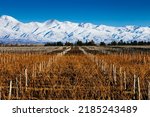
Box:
(0, 40, 149, 46)
(45, 40, 150, 46)
(45, 40, 96, 46)
(108, 40, 150, 46)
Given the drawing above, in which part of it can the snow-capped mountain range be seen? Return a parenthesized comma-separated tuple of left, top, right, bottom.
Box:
(0, 15, 150, 44)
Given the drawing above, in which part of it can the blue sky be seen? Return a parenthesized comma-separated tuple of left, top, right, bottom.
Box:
(0, 0, 150, 26)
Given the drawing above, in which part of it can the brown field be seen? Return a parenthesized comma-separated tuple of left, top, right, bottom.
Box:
(0, 46, 150, 100)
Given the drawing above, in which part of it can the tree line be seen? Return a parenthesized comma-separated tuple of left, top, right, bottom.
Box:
(44, 40, 150, 46)
(0, 40, 149, 46)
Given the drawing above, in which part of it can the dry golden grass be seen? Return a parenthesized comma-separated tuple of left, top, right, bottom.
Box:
(0, 47, 150, 100)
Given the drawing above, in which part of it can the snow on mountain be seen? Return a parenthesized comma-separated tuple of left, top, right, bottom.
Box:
(0, 15, 150, 44)
(0, 15, 20, 23)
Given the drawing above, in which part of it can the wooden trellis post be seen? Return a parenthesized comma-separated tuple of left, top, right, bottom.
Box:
(133, 75, 141, 100)
(124, 71, 127, 90)
(143, 56, 146, 64)
(16, 77, 18, 99)
(119, 67, 123, 91)
(133, 74, 138, 100)
(39, 63, 42, 72)
(148, 82, 150, 100)
(20, 74, 22, 96)
(32, 65, 35, 78)
(101, 60, 104, 71)
(25, 68, 28, 91)
(0, 87, 1, 100)
(113, 64, 117, 85)
(33, 64, 37, 78)
(8, 80, 12, 100)
(137, 77, 141, 100)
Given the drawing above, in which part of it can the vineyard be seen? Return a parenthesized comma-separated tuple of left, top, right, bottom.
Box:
(0, 46, 150, 100)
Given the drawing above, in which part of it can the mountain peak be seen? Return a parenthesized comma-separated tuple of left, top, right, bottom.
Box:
(0, 15, 19, 23)
(44, 19, 60, 25)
